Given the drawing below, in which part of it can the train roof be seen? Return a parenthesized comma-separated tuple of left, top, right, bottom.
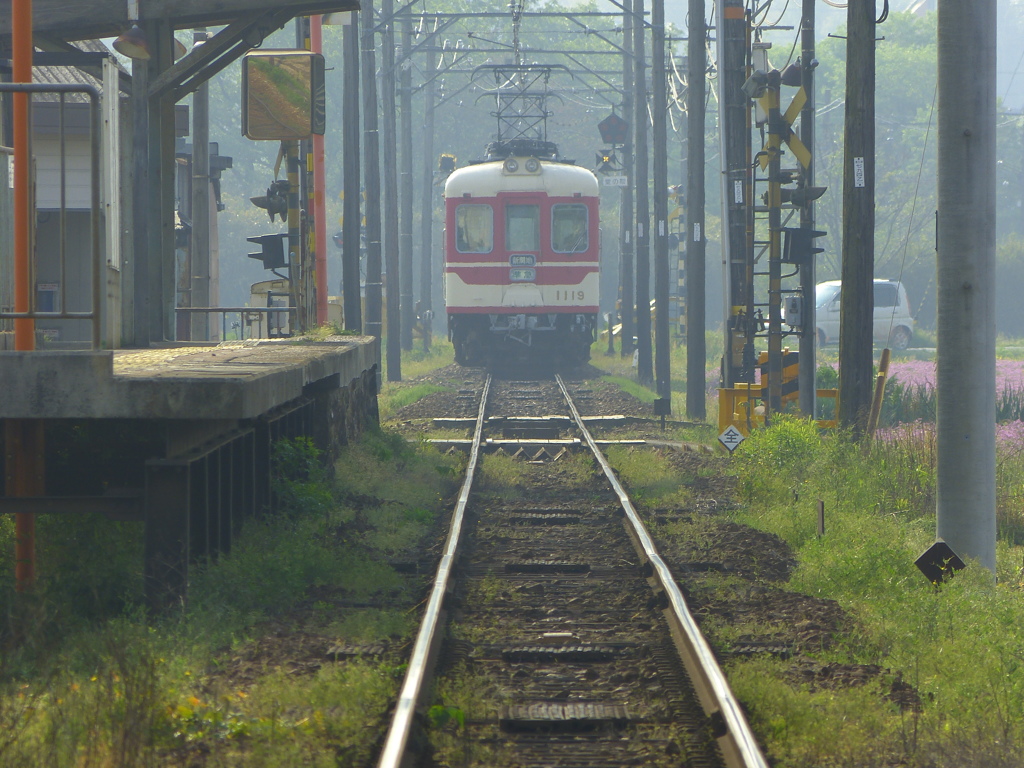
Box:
(444, 158, 600, 199)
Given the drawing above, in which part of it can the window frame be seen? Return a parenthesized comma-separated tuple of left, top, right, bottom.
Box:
(454, 203, 494, 254)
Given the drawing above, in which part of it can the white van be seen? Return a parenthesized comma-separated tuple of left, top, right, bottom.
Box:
(814, 279, 914, 350)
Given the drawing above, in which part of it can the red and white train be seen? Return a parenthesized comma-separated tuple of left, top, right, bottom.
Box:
(443, 140, 600, 366)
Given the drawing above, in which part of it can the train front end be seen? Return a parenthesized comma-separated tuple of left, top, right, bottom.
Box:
(444, 146, 600, 367)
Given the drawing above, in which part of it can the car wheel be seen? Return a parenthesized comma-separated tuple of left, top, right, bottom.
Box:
(889, 326, 911, 351)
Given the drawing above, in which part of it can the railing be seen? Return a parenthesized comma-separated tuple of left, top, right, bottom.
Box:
(174, 306, 296, 341)
(0, 83, 103, 348)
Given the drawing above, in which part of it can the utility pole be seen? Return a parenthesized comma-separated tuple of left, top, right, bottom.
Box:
(765, 71, 784, 416)
(342, 12, 362, 331)
(311, 15, 329, 327)
(935, 0, 997, 573)
(686, 0, 707, 420)
(797, 0, 816, 417)
(652, 0, 670, 401)
(838, 0, 875, 432)
(361, 0, 383, 363)
(634, 0, 652, 386)
(399, 14, 414, 350)
(380, 0, 401, 380)
(718, 0, 752, 387)
(419, 26, 438, 347)
(190, 28, 210, 342)
(620, 0, 636, 358)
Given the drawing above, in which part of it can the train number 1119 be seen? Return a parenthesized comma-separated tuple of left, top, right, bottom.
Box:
(555, 290, 585, 301)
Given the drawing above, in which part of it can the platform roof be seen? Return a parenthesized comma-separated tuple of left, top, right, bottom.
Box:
(0, 0, 360, 45)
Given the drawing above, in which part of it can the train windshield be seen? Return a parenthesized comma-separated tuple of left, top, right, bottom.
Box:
(505, 204, 540, 251)
(455, 204, 494, 253)
(552, 204, 589, 253)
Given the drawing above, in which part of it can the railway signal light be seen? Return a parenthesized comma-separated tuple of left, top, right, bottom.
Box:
(247, 233, 288, 270)
(439, 154, 457, 175)
(250, 180, 290, 222)
(597, 112, 628, 145)
(595, 150, 619, 175)
(781, 227, 826, 264)
(780, 185, 827, 207)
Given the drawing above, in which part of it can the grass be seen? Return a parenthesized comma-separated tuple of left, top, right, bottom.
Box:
(604, 412, 1024, 766)
(0, 430, 463, 766)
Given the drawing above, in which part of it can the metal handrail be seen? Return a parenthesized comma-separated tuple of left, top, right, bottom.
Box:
(0, 83, 102, 348)
(174, 306, 297, 340)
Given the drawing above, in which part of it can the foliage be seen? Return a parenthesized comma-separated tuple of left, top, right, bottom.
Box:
(723, 417, 1024, 766)
(0, 429, 460, 766)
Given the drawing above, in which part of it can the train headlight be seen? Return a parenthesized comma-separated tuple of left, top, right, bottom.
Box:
(524, 157, 540, 173)
(503, 158, 519, 173)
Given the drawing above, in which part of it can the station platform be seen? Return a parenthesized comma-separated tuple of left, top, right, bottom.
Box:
(0, 337, 379, 420)
(0, 337, 381, 608)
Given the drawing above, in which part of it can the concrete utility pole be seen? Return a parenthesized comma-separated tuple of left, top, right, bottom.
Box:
(361, 0, 383, 359)
(342, 13, 362, 332)
(718, 0, 752, 387)
(936, 0, 997, 573)
(190, 28, 210, 342)
(838, 0, 875, 432)
(380, 0, 401, 380)
(619, 0, 636, 358)
(419, 28, 438, 347)
(399, 15, 414, 350)
(652, 0, 670, 402)
(686, 0, 707, 420)
(634, 0, 653, 386)
(797, 0, 816, 417)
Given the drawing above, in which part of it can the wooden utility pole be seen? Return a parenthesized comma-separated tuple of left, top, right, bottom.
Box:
(399, 15, 414, 350)
(634, 0, 652, 386)
(686, 0, 707, 420)
(361, 0, 383, 357)
(935, 0, 997, 573)
(342, 12, 362, 331)
(838, 0, 875, 432)
(619, 0, 636, 358)
(797, 0, 816, 417)
(380, 0, 401, 380)
(652, 0, 670, 401)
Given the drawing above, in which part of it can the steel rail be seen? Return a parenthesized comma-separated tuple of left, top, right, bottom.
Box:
(376, 374, 492, 768)
(555, 374, 769, 768)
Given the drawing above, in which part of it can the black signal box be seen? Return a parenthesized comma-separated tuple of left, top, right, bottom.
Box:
(247, 233, 288, 270)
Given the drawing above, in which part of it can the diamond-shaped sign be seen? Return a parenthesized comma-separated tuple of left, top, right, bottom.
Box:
(598, 113, 629, 145)
(719, 425, 745, 453)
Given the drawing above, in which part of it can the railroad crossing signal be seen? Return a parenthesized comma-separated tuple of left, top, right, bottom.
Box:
(758, 86, 811, 170)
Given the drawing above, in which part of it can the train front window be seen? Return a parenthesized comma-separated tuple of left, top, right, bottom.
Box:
(455, 204, 493, 253)
(505, 204, 540, 252)
(552, 204, 589, 253)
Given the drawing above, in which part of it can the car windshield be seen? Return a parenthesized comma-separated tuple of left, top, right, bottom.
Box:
(816, 283, 840, 308)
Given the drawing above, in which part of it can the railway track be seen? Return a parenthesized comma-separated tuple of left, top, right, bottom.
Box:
(378, 375, 767, 768)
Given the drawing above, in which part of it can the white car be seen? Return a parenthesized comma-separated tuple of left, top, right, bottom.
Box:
(814, 279, 915, 350)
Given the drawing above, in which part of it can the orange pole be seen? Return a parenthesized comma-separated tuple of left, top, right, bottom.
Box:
(311, 15, 329, 326)
(11, 0, 38, 592)
(12, 0, 34, 349)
